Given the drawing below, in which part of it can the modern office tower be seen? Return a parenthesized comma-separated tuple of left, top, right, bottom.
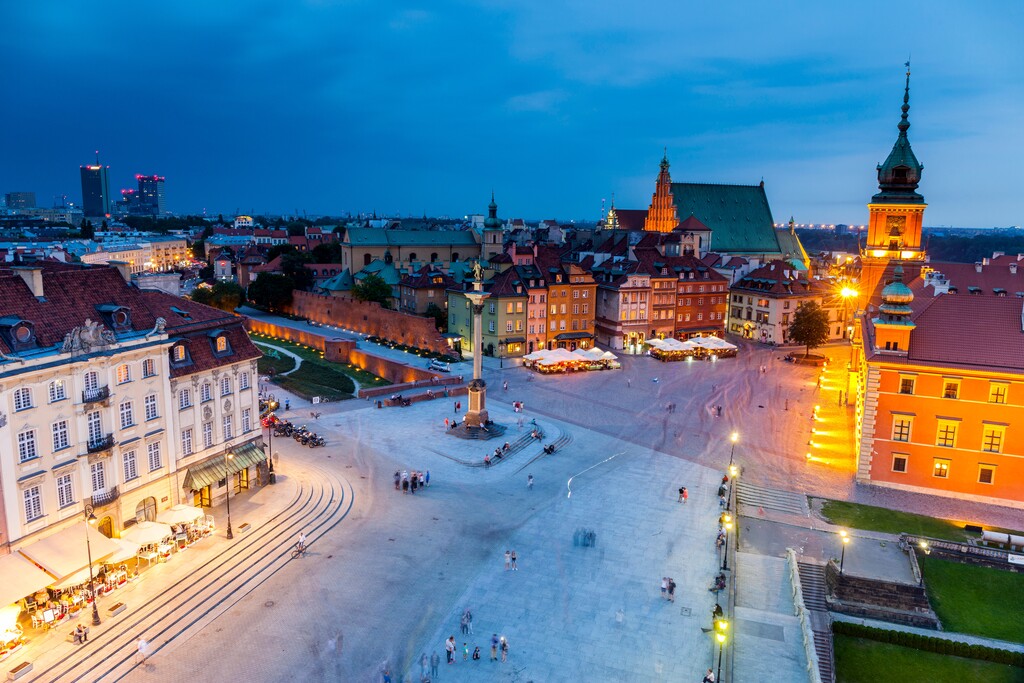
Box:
(80, 152, 111, 217)
(4, 192, 36, 210)
(136, 174, 166, 215)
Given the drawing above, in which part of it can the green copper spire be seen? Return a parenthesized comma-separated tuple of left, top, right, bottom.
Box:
(874, 63, 924, 204)
(484, 192, 501, 229)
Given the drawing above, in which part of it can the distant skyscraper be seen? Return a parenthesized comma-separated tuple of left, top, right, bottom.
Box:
(136, 174, 166, 215)
(80, 152, 111, 217)
(4, 192, 36, 210)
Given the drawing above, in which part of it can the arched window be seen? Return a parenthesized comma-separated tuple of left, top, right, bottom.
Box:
(451, 252, 459, 262)
(363, 253, 371, 266)
(408, 252, 417, 262)
(430, 252, 438, 263)
(135, 496, 157, 523)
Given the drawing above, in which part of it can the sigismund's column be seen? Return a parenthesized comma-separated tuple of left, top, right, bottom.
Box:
(463, 273, 490, 427)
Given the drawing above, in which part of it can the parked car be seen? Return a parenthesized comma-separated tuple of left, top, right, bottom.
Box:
(429, 359, 451, 372)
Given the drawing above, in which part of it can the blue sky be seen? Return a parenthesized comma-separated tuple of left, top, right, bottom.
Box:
(1, 1, 1022, 226)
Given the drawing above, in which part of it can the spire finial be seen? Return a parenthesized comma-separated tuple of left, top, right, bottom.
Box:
(899, 60, 911, 134)
(660, 148, 669, 171)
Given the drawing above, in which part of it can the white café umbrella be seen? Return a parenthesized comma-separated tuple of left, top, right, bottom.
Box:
(156, 504, 205, 526)
(120, 521, 173, 546)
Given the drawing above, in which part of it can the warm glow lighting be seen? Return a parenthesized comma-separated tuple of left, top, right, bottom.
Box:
(871, 249, 887, 258)
(840, 287, 858, 298)
(729, 465, 738, 477)
(842, 536, 851, 545)
(730, 432, 738, 444)
(725, 522, 733, 531)
(716, 632, 726, 644)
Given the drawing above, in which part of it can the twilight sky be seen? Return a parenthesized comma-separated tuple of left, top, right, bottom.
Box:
(2, 1, 1023, 226)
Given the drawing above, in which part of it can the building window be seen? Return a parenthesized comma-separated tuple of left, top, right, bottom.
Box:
(899, 377, 915, 395)
(116, 364, 132, 384)
(23, 486, 42, 522)
(216, 336, 228, 353)
(515, 320, 522, 331)
(56, 473, 74, 508)
(559, 320, 566, 330)
(182, 428, 194, 456)
(506, 302, 513, 314)
(982, 425, 1005, 453)
(989, 383, 1008, 404)
(142, 358, 157, 377)
(145, 394, 158, 421)
(223, 415, 234, 440)
(242, 408, 252, 433)
(146, 442, 162, 471)
(506, 321, 513, 332)
(201, 383, 212, 402)
(87, 411, 102, 442)
(123, 450, 138, 481)
(84, 371, 99, 393)
(932, 458, 950, 478)
(179, 389, 192, 409)
(978, 464, 996, 485)
(220, 377, 232, 396)
(942, 380, 960, 399)
(14, 387, 32, 411)
(488, 303, 495, 314)
(18, 429, 37, 462)
(48, 380, 67, 403)
(240, 372, 250, 390)
(203, 422, 213, 449)
(119, 401, 135, 430)
(51, 420, 69, 452)
(891, 416, 912, 442)
(936, 420, 958, 448)
(891, 454, 908, 473)
(488, 321, 495, 333)
(172, 345, 186, 362)
(91, 461, 106, 492)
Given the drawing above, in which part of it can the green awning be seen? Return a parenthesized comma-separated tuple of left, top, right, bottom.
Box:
(182, 441, 266, 491)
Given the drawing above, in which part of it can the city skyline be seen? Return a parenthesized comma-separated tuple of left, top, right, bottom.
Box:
(2, 2, 1023, 225)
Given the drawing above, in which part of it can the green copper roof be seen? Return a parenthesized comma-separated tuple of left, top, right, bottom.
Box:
(344, 228, 478, 247)
(484, 192, 502, 229)
(775, 227, 809, 266)
(874, 67, 924, 204)
(670, 182, 782, 254)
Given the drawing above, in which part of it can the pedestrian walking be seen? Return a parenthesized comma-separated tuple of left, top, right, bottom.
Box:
(500, 636, 509, 662)
(510, 550, 518, 570)
(719, 494, 726, 509)
(527, 474, 534, 490)
(419, 471, 426, 489)
(445, 417, 450, 430)
(445, 636, 456, 664)
(430, 652, 440, 678)
(285, 398, 290, 410)
(463, 643, 469, 661)
(668, 578, 676, 602)
(627, 378, 631, 387)
(136, 637, 148, 665)
(382, 667, 391, 683)
(490, 634, 499, 661)
(682, 487, 688, 504)
(678, 486, 685, 502)
(472, 646, 481, 660)
(403, 479, 409, 494)
(454, 401, 458, 414)
(394, 471, 400, 490)
(503, 380, 508, 391)
(420, 653, 428, 679)
(661, 576, 668, 599)
(465, 608, 473, 634)
(460, 612, 469, 635)
(504, 550, 511, 570)
(425, 470, 431, 487)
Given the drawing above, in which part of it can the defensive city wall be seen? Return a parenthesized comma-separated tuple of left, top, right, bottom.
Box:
(283, 291, 449, 355)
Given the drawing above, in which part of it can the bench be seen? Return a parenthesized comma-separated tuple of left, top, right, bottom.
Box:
(106, 602, 126, 617)
(7, 662, 31, 681)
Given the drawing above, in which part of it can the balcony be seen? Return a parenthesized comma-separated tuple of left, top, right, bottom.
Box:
(83, 386, 111, 404)
(87, 435, 116, 454)
(90, 486, 120, 508)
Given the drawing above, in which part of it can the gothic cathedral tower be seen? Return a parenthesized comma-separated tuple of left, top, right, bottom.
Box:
(861, 65, 927, 304)
(644, 151, 679, 233)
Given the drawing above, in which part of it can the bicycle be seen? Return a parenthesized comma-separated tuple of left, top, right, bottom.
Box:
(291, 542, 307, 559)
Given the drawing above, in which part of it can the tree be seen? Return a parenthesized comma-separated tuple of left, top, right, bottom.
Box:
(191, 239, 206, 260)
(190, 286, 214, 305)
(425, 302, 447, 332)
(207, 281, 245, 312)
(788, 301, 831, 357)
(352, 273, 393, 308)
(248, 273, 295, 311)
(311, 241, 342, 263)
(80, 219, 94, 239)
(281, 251, 314, 291)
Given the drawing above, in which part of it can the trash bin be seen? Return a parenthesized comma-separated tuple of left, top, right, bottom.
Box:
(269, 473, 276, 485)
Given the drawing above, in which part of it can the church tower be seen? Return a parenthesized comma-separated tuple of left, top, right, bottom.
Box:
(481, 192, 504, 260)
(644, 151, 679, 233)
(861, 65, 927, 304)
(871, 264, 916, 353)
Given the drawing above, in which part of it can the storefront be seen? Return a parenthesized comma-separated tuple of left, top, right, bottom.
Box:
(182, 441, 267, 507)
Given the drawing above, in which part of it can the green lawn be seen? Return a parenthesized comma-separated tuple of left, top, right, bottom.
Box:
(250, 335, 390, 388)
(919, 556, 1024, 644)
(816, 498, 977, 541)
(271, 362, 354, 402)
(835, 635, 1024, 683)
(254, 344, 296, 375)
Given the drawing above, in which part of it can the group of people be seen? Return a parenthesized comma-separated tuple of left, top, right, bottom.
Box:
(660, 576, 678, 602)
(484, 442, 512, 466)
(393, 469, 430, 494)
(503, 549, 519, 570)
(442, 632, 508, 668)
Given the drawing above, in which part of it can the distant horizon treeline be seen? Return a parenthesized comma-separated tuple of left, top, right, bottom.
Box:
(796, 230, 1024, 264)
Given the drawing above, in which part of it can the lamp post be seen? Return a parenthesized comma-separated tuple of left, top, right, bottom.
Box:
(83, 505, 101, 626)
(498, 340, 506, 369)
(839, 530, 850, 574)
(716, 631, 727, 682)
(224, 451, 235, 539)
(728, 431, 739, 467)
(266, 422, 274, 475)
(721, 515, 733, 571)
(726, 463, 738, 513)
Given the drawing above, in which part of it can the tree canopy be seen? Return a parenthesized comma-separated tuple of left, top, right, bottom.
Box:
(247, 273, 295, 311)
(788, 301, 831, 357)
(425, 302, 447, 332)
(351, 273, 393, 308)
(191, 281, 245, 312)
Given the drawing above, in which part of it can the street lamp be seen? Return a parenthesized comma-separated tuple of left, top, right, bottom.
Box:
(83, 505, 101, 626)
(721, 517, 733, 571)
(726, 464, 738, 512)
(918, 540, 931, 555)
(498, 340, 505, 369)
(728, 432, 739, 467)
(715, 630, 727, 682)
(224, 451, 235, 539)
(839, 530, 850, 574)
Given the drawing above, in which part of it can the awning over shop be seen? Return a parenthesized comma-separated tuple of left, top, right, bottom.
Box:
(0, 552, 56, 607)
(502, 337, 526, 344)
(156, 504, 205, 526)
(17, 523, 120, 582)
(182, 441, 266, 491)
(554, 332, 594, 341)
(120, 521, 173, 546)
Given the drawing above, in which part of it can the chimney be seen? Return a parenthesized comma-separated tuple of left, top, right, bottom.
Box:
(1011, 263, 1018, 275)
(975, 262, 983, 273)
(12, 266, 43, 298)
(108, 260, 132, 283)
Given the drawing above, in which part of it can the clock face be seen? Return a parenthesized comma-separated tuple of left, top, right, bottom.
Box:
(886, 215, 907, 235)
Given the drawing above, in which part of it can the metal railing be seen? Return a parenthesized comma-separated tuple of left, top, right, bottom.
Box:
(87, 435, 115, 453)
(82, 386, 110, 403)
(90, 486, 119, 508)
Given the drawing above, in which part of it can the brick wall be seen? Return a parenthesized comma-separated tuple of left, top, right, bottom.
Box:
(286, 290, 449, 354)
(824, 559, 939, 629)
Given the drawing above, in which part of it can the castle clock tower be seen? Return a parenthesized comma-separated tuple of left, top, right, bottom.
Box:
(861, 65, 927, 304)
(644, 151, 679, 233)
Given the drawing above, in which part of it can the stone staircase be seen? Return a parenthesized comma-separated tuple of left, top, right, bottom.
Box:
(736, 481, 809, 516)
(798, 562, 835, 683)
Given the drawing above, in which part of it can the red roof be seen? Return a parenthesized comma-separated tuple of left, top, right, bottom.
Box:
(613, 209, 648, 231)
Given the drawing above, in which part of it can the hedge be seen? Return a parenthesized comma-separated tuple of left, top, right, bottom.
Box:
(832, 621, 1024, 667)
